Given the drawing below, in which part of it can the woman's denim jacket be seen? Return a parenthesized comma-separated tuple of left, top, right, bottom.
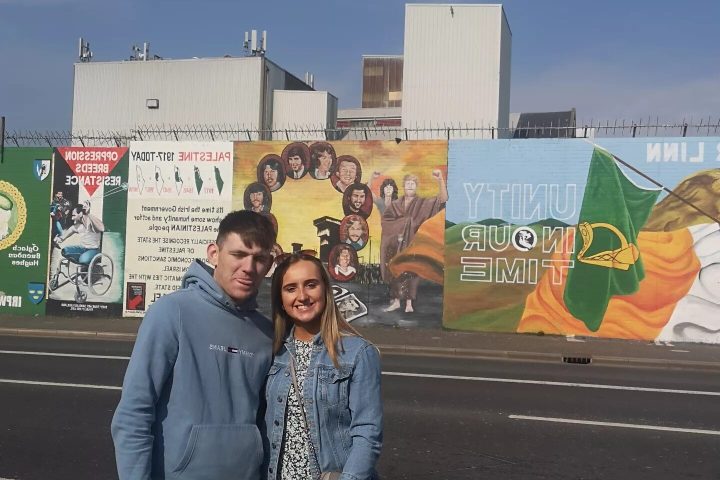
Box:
(263, 332, 383, 480)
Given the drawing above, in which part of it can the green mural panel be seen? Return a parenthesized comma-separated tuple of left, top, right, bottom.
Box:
(0, 148, 53, 315)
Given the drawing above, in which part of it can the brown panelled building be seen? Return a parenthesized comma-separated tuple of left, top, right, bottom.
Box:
(361, 56, 403, 108)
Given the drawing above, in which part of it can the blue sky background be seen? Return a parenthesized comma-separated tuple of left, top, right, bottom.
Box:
(2, 0, 720, 131)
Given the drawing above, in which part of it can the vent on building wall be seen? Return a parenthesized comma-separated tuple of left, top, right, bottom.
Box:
(146, 99, 159, 109)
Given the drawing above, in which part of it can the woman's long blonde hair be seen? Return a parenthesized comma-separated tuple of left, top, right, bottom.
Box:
(270, 253, 361, 367)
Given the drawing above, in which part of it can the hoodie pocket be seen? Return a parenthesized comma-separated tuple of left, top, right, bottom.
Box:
(174, 424, 262, 479)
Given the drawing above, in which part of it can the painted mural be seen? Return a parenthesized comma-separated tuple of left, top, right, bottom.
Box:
(0, 148, 53, 315)
(46, 147, 129, 316)
(123, 141, 233, 316)
(445, 137, 720, 344)
(233, 140, 448, 327)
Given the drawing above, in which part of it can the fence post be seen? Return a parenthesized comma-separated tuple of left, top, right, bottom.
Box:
(682, 123, 688, 137)
(0, 116, 5, 164)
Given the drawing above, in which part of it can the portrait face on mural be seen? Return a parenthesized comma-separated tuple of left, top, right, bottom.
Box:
(309, 142, 337, 180)
(339, 214, 369, 250)
(332, 156, 362, 193)
(257, 155, 285, 192)
(243, 182, 272, 214)
(281, 142, 310, 180)
(328, 243, 358, 282)
(402, 174, 419, 198)
(342, 183, 373, 219)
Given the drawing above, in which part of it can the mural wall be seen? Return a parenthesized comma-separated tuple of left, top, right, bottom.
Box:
(233, 141, 448, 327)
(46, 147, 129, 316)
(445, 138, 720, 343)
(0, 148, 52, 315)
(2, 138, 719, 345)
(123, 142, 233, 316)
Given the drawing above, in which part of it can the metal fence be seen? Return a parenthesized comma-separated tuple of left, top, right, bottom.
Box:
(3, 119, 720, 147)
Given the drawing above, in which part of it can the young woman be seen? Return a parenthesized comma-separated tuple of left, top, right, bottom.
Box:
(264, 253, 383, 480)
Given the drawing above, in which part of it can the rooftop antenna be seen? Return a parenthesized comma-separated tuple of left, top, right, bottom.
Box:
(243, 29, 266, 56)
(78, 37, 93, 62)
(130, 42, 162, 61)
(304, 72, 315, 88)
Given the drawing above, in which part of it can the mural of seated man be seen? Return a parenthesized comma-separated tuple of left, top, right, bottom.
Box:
(54, 201, 105, 266)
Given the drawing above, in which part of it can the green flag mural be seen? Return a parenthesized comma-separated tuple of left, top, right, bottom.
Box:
(564, 148, 661, 331)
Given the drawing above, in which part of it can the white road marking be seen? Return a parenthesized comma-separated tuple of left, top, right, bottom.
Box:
(0, 350, 129, 360)
(0, 379, 121, 390)
(509, 415, 720, 436)
(0, 352, 716, 398)
(383, 371, 720, 396)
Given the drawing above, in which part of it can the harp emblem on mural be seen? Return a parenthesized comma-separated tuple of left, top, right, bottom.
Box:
(576, 221, 639, 271)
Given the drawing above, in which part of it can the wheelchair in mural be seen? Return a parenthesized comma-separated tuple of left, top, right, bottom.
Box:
(49, 234, 114, 303)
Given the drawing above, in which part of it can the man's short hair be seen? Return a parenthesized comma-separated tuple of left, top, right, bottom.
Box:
(247, 182, 265, 194)
(287, 146, 305, 159)
(403, 174, 419, 184)
(265, 159, 281, 171)
(216, 210, 276, 251)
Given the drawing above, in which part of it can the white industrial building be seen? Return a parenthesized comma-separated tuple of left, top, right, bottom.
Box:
(72, 53, 336, 141)
(272, 90, 338, 141)
(401, 3, 512, 138)
(73, 4, 512, 142)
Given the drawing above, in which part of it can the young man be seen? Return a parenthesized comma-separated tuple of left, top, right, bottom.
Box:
(112, 211, 277, 480)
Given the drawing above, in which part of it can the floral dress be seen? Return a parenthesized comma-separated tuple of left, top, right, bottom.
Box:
(279, 338, 313, 480)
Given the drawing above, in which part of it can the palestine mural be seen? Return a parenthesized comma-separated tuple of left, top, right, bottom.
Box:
(234, 140, 448, 327)
(0, 148, 53, 315)
(47, 147, 129, 316)
(123, 141, 233, 316)
(445, 137, 720, 344)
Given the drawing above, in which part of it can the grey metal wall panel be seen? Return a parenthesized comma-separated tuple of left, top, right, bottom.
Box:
(272, 90, 333, 140)
(497, 7, 512, 138)
(401, 4, 507, 139)
(72, 57, 264, 136)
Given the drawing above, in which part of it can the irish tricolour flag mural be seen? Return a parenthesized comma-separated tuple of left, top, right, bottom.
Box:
(444, 138, 720, 343)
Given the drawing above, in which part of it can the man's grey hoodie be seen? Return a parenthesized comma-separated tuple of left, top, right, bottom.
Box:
(111, 260, 273, 479)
